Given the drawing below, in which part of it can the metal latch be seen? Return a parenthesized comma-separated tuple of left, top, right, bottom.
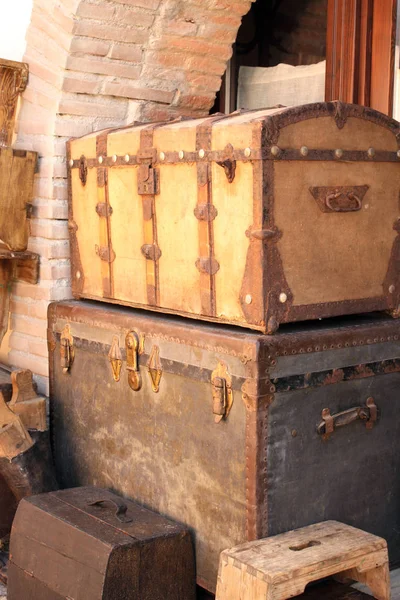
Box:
(95, 245, 116, 263)
(137, 148, 160, 195)
(60, 324, 74, 373)
(125, 331, 142, 391)
(317, 397, 378, 440)
(211, 362, 233, 423)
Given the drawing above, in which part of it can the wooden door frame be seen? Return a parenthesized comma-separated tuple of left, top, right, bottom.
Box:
(325, 0, 398, 115)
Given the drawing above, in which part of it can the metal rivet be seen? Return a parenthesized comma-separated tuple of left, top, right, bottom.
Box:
(98, 156, 103, 164)
(76, 271, 81, 280)
(271, 145, 281, 157)
(389, 285, 395, 294)
(367, 147, 375, 158)
(199, 149, 205, 158)
(244, 147, 251, 158)
(179, 150, 184, 159)
(112, 154, 117, 163)
(300, 146, 308, 156)
(279, 292, 287, 303)
(69, 159, 74, 167)
(335, 149, 343, 159)
(245, 294, 252, 305)
(291, 429, 297, 438)
(159, 152, 165, 161)
(397, 150, 400, 159)
(124, 154, 130, 163)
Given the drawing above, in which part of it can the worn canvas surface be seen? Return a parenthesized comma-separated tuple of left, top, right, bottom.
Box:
(237, 61, 326, 109)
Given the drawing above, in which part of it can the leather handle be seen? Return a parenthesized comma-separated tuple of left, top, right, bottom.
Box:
(317, 397, 378, 440)
(88, 499, 133, 523)
(325, 191, 362, 212)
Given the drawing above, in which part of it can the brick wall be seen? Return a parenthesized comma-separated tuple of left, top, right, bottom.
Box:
(1, 0, 253, 393)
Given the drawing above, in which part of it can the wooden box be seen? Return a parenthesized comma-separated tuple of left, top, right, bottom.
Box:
(67, 102, 400, 333)
(7, 486, 195, 600)
(0, 147, 37, 251)
(48, 300, 400, 592)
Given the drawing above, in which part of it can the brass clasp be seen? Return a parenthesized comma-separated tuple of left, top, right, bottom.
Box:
(125, 331, 142, 391)
(108, 336, 122, 382)
(60, 324, 74, 374)
(211, 362, 233, 423)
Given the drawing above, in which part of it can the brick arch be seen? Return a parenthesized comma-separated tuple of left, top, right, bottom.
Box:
(4, 0, 253, 391)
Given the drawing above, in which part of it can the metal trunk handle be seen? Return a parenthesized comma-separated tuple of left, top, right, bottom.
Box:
(88, 499, 132, 523)
(325, 191, 362, 212)
(317, 397, 378, 440)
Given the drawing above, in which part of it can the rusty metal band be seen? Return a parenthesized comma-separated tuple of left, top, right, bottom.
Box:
(67, 140, 85, 297)
(140, 125, 160, 307)
(195, 115, 227, 317)
(261, 123, 293, 335)
(242, 378, 274, 541)
(69, 148, 400, 168)
(96, 132, 114, 298)
(383, 214, 400, 317)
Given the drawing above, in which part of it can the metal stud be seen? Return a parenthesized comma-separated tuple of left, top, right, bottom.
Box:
(198, 149, 205, 158)
(335, 149, 343, 159)
(397, 150, 400, 159)
(367, 147, 376, 158)
(245, 294, 252, 305)
(160, 152, 166, 161)
(279, 292, 287, 304)
(179, 150, 184, 160)
(69, 159, 74, 167)
(112, 154, 117, 163)
(124, 154, 130, 163)
(98, 156, 103, 164)
(300, 146, 309, 157)
(389, 284, 395, 294)
(271, 145, 281, 157)
(76, 271, 81, 280)
(244, 147, 251, 158)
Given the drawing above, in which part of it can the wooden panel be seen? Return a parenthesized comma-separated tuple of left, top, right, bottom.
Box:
(275, 161, 398, 305)
(70, 135, 103, 298)
(0, 148, 36, 252)
(212, 122, 254, 322)
(326, 0, 397, 115)
(370, 0, 397, 115)
(154, 125, 202, 315)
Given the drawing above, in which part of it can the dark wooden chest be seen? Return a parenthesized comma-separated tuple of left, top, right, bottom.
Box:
(48, 301, 400, 592)
(7, 486, 195, 600)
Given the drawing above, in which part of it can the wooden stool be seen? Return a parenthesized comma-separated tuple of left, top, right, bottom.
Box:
(216, 521, 390, 600)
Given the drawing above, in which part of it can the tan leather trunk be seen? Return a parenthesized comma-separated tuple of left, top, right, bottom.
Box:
(67, 102, 400, 333)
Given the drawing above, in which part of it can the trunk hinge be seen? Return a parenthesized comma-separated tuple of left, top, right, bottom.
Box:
(211, 361, 233, 423)
(126, 331, 144, 391)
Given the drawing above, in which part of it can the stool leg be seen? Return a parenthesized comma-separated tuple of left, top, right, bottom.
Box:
(355, 564, 391, 600)
(340, 564, 391, 600)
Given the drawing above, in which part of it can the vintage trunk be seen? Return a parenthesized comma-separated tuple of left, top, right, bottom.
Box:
(7, 486, 195, 600)
(48, 300, 400, 592)
(67, 102, 400, 333)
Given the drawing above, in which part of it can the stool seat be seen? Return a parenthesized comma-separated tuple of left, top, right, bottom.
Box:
(216, 521, 390, 600)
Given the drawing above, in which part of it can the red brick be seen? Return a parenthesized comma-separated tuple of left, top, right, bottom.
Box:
(59, 97, 128, 119)
(67, 55, 142, 78)
(197, 23, 239, 44)
(112, 0, 160, 9)
(109, 43, 142, 62)
(185, 54, 229, 75)
(70, 37, 111, 57)
(185, 71, 222, 91)
(63, 75, 103, 95)
(30, 219, 69, 240)
(115, 5, 155, 27)
(32, 200, 68, 220)
(103, 81, 175, 104)
(77, 1, 116, 20)
(158, 35, 233, 61)
(8, 350, 49, 379)
(165, 20, 198, 37)
(73, 20, 149, 44)
(178, 93, 216, 111)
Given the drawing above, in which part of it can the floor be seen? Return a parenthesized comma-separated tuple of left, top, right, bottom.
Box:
(0, 570, 399, 599)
